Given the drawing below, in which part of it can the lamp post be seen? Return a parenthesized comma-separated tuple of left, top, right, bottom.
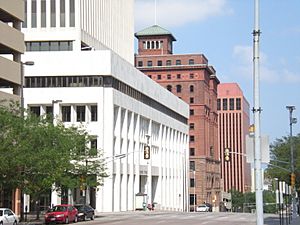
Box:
(286, 105, 297, 218)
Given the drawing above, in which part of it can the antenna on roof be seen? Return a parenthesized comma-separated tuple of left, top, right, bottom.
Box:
(154, 0, 157, 25)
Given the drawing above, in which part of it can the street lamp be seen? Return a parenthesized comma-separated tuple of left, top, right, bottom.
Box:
(286, 105, 297, 218)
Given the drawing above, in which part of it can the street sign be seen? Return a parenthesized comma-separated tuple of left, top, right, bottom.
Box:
(245, 134, 270, 163)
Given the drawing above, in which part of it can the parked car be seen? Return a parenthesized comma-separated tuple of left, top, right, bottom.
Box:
(44, 204, 78, 224)
(0, 208, 18, 225)
(196, 204, 210, 212)
(74, 204, 95, 221)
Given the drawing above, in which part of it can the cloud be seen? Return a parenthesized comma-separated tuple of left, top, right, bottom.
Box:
(232, 45, 300, 84)
(134, 0, 231, 30)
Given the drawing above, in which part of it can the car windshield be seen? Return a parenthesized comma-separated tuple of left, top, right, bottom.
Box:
(52, 206, 67, 212)
(0, 210, 3, 216)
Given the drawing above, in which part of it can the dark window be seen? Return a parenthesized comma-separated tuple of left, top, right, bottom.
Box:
(167, 74, 171, 80)
(190, 85, 194, 92)
(91, 105, 97, 121)
(189, 59, 195, 65)
(177, 74, 181, 79)
(30, 106, 40, 116)
(223, 98, 228, 110)
(147, 61, 152, 67)
(190, 73, 194, 79)
(62, 106, 71, 122)
(190, 194, 197, 205)
(190, 97, 194, 103)
(190, 148, 195, 156)
(190, 109, 194, 115)
(69, 0, 75, 27)
(60, 0, 65, 27)
(190, 178, 195, 187)
(157, 75, 161, 80)
(217, 99, 221, 110)
(190, 136, 195, 142)
(190, 161, 195, 171)
(157, 60, 162, 66)
(31, 0, 37, 28)
(176, 85, 182, 93)
(166, 60, 171, 66)
(166, 85, 172, 92)
(138, 61, 143, 67)
(51, 0, 56, 27)
(189, 123, 194, 129)
(77, 106, 86, 122)
(236, 98, 241, 110)
(229, 98, 234, 110)
(176, 60, 181, 65)
(41, 0, 46, 27)
(46, 106, 53, 115)
(89, 138, 98, 156)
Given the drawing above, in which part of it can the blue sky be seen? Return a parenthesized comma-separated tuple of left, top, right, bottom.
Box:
(134, 0, 300, 143)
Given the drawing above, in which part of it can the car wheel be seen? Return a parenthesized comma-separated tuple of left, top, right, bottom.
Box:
(65, 217, 69, 224)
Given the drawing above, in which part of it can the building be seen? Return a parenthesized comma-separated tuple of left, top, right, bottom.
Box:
(217, 83, 251, 193)
(134, 25, 221, 211)
(0, 0, 25, 215)
(22, 1, 189, 213)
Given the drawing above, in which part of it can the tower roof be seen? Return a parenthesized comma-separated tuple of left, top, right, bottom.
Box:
(135, 25, 176, 41)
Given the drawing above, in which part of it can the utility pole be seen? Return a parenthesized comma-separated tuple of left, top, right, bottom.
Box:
(286, 105, 297, 219)
(253, 0, 264, 225)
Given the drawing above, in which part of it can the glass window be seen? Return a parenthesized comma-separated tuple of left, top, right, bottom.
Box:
(236, 98, 241, 110)
(60, 41, 69, 51)
(190, 136, 195, 142)
(50, 42, 59, 51)
(76, 106, 86, 122)
(46, 106, 53, 115)
(176, 85, 181, 93)
(190, 178, 195, 187)
(190, 161, 195, 171)
(190, 73, 194, 79)
(229, 98, 234, 110)
(69, 0, 75, 27)
(62, 106, 71, 122)
(41, 0, 46, 27)
(217, 99, 221, 110)
(167, 74, 171, 80)
(147, 61, 152, 67)
(190, 97, 194, 103)
(166, 85, 172, 92)
(157, 75, 161, 80)
(166, 60, 171, 66)
(190, 109, 194, 115)
(190, 148, 195, 156)
(189, 123, 194, 129)
(89, 138, 97, 156)
(189, 59, 195, 65)
(190, 194, 197, 206)
(30, 106, 40, 116)
(176, 60, 181, 65)
(40, 42, 49, 51)
(138, 61, 143, 67)
(157, 60, 162, 66)
(23, 0, 27, 28)
(51, 0, 56, 27)
(223, 98, 228, 110)
(190, 85, 194, 92)
(31, 0, 37, 28)
(177, 74, 181, 79)
(60, 0, 65, 27)
(31, 42, 40, 51)
(91, 105, 97, 121)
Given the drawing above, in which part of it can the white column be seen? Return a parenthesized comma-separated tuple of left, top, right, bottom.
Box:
(114, 107, 121, 212)
(121, 110, 128, 211)
(134, 115, 141, 207)
(147, 120, 152, 205)
(127, 112, 135, 210)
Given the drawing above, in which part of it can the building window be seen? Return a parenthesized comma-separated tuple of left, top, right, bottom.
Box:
(189, 59, 195, 65)
(46, 106, 53, 116)
(26, 41, 73, 51)
(157, 75, 161, 80)
(229, 98, 234, 110)
(190, 161, 195, 171)
(62, 106, 71, 122)
(176, 85, 182, 93)
(89, 138, 98, 156)
(177, 74, 181, 79)
(60, 0, 65, 27)
(190, 136, 195, 142)
(190, 109, 194, 115)
(31, 0, 37, 28)
(157, 60, 162, 66)
(217, 99, 221, 110)
(76, 106, 86, 122)
(236, 98, 241, 110)
(91, 105, 97, 121)
(148, 75, 152, 79)
(167, 74, 171, 80)
(176, 60, 181, 65)
(23, 0, 27, 28)
(138, 61, 143, 67)
(51, 0, 56, 27)
(166, 85, 172, 92)
(30, 106, 40, 116)
(190, 178, 195, 187)
(223, 98, 228, 111)
(166, 60, 171, 66)
(190, 148, 195, 156)
(69, 0, 75, 27)
(147, 61, 153, 67)
(190, 73, 194, 79)
(190, 97, 194, 104)
(190, 85, 194, 92)
(41, 0, 46, 27)
(190, 194, 197, 205)
(189, 123, 194, 129)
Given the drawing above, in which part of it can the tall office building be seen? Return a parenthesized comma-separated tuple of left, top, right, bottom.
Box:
(217, 83, 251, 193)
(134, 25, 221, 211)
(22, 1, 189, 213)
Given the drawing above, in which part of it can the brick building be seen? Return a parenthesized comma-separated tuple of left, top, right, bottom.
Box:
(134, 25, 221, 211)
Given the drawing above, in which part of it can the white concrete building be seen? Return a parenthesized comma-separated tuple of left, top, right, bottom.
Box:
(23, 50, 189, 212)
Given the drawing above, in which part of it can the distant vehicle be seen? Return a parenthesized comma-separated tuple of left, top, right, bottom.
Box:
(196, 204, 210, 212)
(44, 204, 78, 224)
(74, 204, 95, 221)
(0, 208, 18, 225)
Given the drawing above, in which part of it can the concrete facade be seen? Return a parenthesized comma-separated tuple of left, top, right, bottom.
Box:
(217, 83, 251, 193)
(134, 25, 221, 211)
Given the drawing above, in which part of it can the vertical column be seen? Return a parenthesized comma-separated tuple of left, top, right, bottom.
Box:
(121, 110, 128, 211)
(147, 120, 152, 205)
(127, 112, 135, 210)
(134, 115, 140, 203)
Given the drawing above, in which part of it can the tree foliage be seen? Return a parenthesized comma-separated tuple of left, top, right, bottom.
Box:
(0, 102, 107, 201)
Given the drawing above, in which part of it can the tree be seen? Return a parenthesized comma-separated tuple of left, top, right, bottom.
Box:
(0, 102, 107, 218)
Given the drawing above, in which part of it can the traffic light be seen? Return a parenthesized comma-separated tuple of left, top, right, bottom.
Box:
(291, 173, 296, 187)
(224, 148, 230, 162)
(144, 145, 150, 160)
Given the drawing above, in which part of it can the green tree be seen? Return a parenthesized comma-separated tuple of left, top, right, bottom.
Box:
(0, 102, 107, 218)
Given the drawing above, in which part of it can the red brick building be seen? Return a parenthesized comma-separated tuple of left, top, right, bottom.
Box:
(134, 25, 221, 211)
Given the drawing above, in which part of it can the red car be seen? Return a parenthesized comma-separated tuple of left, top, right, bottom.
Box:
(44, 204, 78, 224)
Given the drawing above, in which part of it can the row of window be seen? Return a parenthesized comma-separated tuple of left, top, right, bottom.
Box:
(23, 0, 75, 28)
(137, 59, 195, 67)
(29, 104, 98, 123)
(142, 40, 163, 50)
(149, 73, 195, 80)
(25, 41, 73, 52)
(217, 98, 241, 111)
(165, 84, 194, 93)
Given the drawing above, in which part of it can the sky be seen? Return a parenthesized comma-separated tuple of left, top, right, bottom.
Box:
(134, 0, 300, 144)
